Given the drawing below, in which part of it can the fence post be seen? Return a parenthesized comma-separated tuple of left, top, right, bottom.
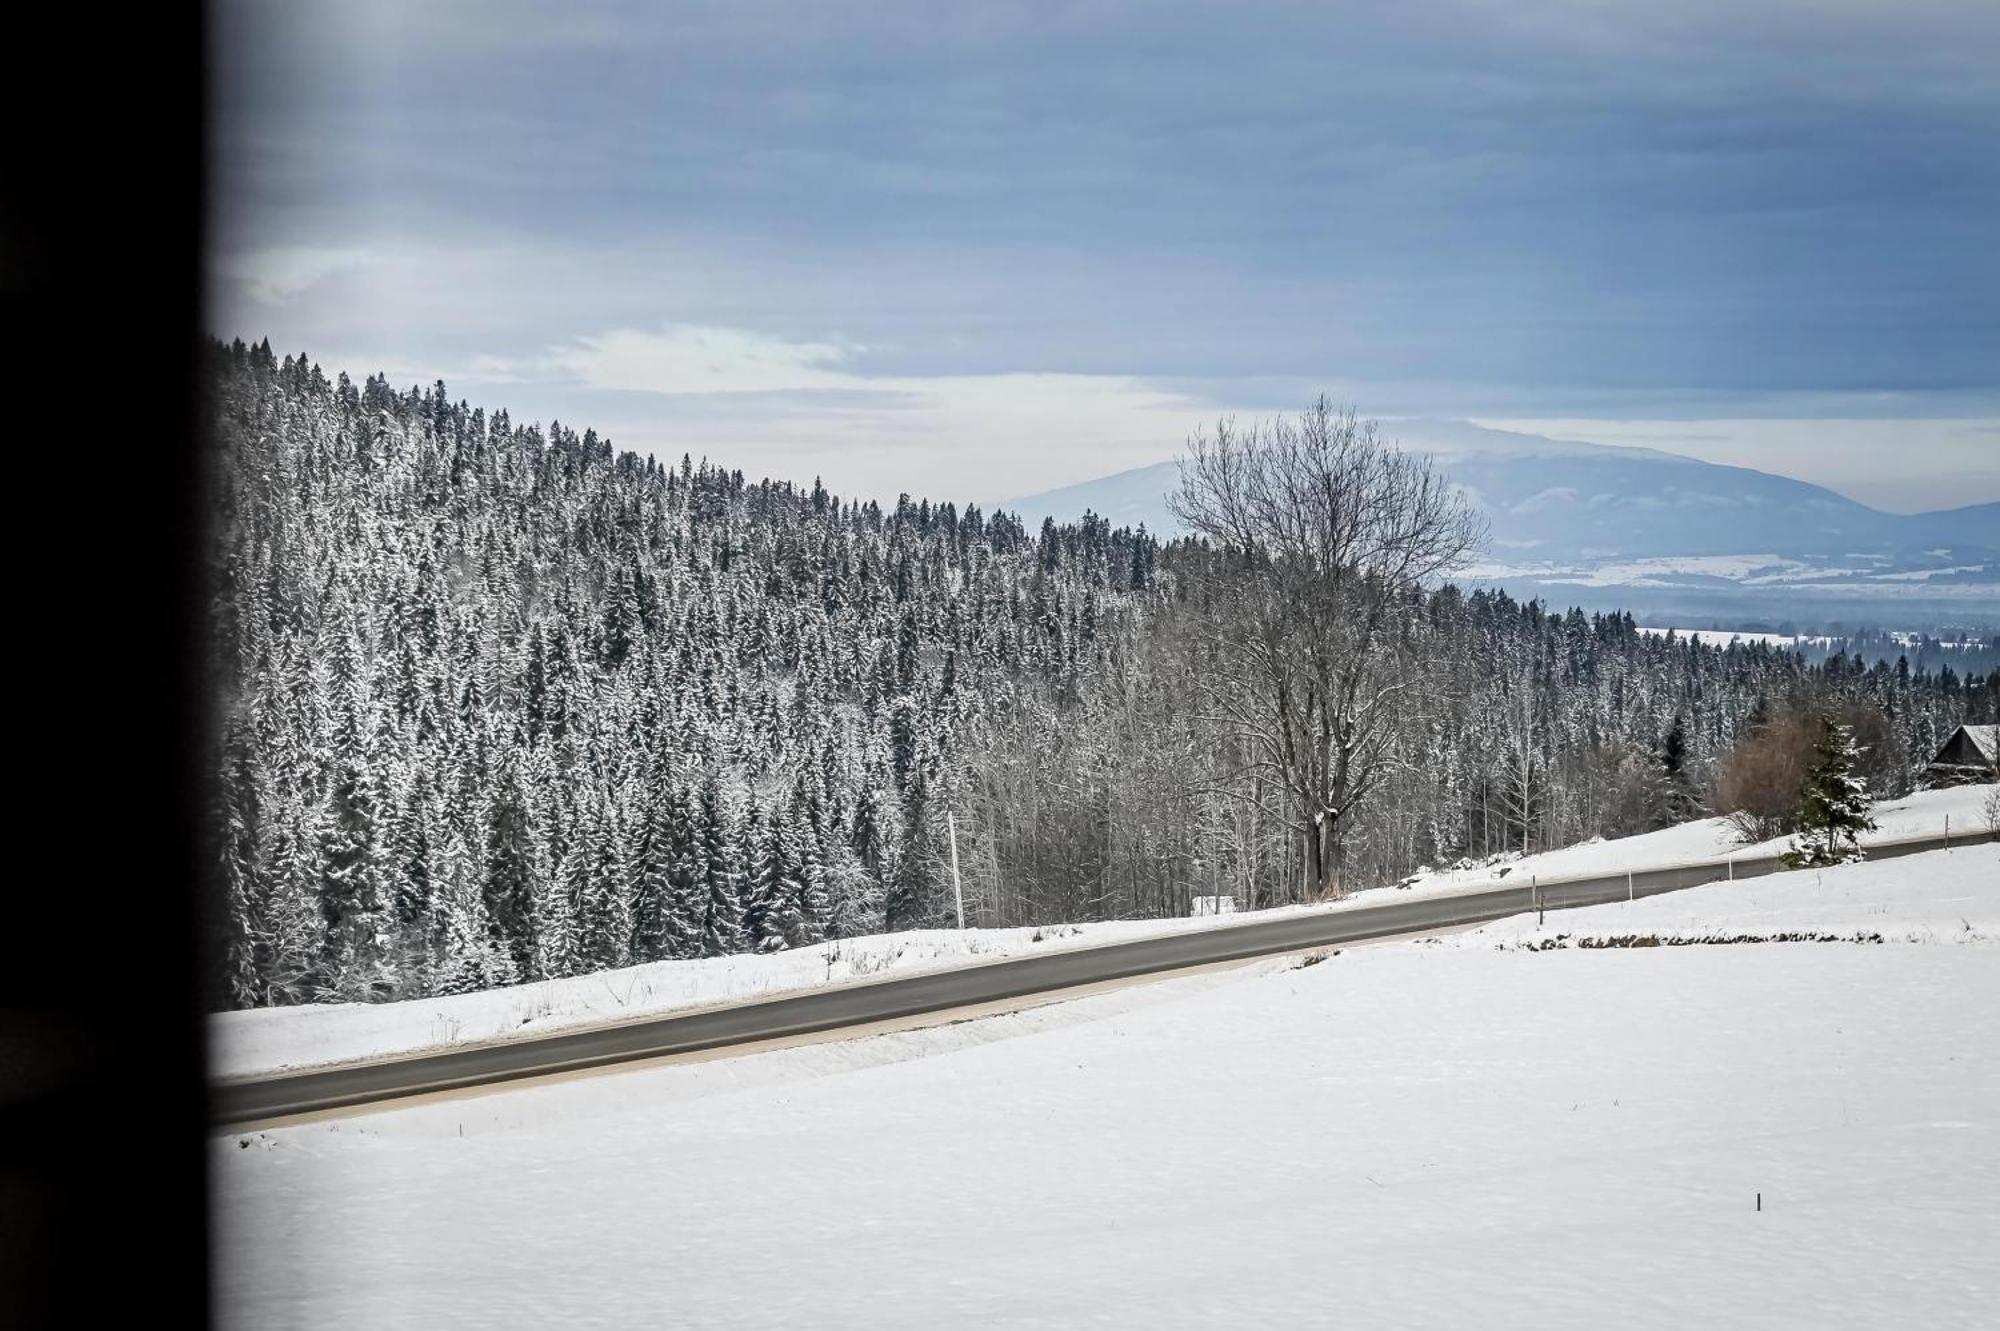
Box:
(1535, 874, 1542, 928)
(1627, 868, 1633, 903)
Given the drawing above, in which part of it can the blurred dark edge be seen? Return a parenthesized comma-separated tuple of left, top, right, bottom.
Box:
(1, 6, 213, 1328)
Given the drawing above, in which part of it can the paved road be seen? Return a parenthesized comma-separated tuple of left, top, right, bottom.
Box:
(211, 828, 1989, 1127)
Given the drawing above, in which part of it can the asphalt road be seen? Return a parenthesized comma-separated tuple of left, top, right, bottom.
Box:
(210, 828, 1988, 1127)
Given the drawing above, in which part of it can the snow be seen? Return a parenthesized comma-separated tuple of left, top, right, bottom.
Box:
(1873, 564, 1991, 582)
(213, 844, 2000, 1328)
(1631, 624, 1992, 653)
(1427, 840, 1996, 946)
(210, 784, 1995, 1079)
(210, 916, 1265, 1079)
(1894, 631, 1981, 649)
(1465, 553, 1805, 585)
(1458, 554, 1990, 590)
(1636, 625, 1826, 649)
(1394, 782, 1992, 892)
(1955, 724, 1998, 763)
(1460, 552, 1998, 595)
(1739, 564, 1873, 585)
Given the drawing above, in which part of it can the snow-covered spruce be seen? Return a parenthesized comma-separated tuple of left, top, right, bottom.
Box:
(1783, 717, 1878, 868)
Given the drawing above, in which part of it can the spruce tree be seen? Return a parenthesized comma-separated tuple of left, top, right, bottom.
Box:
(1653, 713, 1702, 827)
(320, 747, 389, 1000)
(658, 781, 707, 960)
(574, 793, 634, 972)
(629, 778, 674, 963)
(697, 777, 747, 957)
(744, 796, 809, 951)
(1782, 717, 1877, 868)
(265, 805, 329, 1005)
(484, 767, 540, 977)
(427, 817, 515, 996)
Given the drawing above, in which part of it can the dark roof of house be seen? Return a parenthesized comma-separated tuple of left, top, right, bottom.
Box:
(1965, 724, 1998, 763)
(1932, 723, 1998, 766)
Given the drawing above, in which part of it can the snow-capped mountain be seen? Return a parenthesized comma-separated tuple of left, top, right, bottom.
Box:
(1000, 422, 1999, 626)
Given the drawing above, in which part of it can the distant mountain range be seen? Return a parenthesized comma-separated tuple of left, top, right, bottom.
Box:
(999, 421, 1999, 630)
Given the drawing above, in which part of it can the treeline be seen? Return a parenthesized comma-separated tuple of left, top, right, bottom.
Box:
(205, 341, 1998, 1007)
(1793, 628, 2000, 678)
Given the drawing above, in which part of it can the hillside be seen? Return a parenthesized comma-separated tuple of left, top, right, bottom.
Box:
(206, 342, 1994, 1011)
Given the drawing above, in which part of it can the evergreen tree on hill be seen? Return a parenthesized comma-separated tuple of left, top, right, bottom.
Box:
(1653, 713, 1703, 828)
(1782, 717, 1878, 868)
(697, 776, 747, 957)
(743, 796, 809, 952)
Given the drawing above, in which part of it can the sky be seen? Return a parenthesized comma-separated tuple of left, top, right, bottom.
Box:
(209, 0, 2000, 513)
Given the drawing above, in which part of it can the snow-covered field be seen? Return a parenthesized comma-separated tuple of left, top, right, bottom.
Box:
(1463, 553, 1997, 593)
(1635, 625, 1832, 649)
(1428, 844, 1994, 947)
(214, 843, 1998, 1328)
(210, 784, 1994, 1078)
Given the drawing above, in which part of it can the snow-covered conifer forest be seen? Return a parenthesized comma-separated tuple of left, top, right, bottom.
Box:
(206, 340, 1999, 1008)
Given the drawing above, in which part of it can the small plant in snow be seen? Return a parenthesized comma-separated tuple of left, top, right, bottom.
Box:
(1781, 717, 1877, 869)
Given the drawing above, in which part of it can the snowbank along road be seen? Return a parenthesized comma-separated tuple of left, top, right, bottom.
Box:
(210, 822, 1992, 1127)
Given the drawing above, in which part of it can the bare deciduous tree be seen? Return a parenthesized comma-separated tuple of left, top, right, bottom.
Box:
(1170, 398, 1485, 898)
(1714, 711, 1816, 843)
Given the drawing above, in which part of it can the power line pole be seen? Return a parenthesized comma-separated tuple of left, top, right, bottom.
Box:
(947, 810, 966, 930)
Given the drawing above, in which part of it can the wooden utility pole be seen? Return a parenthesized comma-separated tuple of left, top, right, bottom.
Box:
(947, 811, 966, 930)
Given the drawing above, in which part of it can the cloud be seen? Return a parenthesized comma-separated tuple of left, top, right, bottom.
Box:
(458, 324, 1222, 501)
(214, 246, 378, 305)
(551, 325, 858, 394)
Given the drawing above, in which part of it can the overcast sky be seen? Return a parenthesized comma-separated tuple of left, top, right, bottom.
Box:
(210, 0, 1999, 513)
